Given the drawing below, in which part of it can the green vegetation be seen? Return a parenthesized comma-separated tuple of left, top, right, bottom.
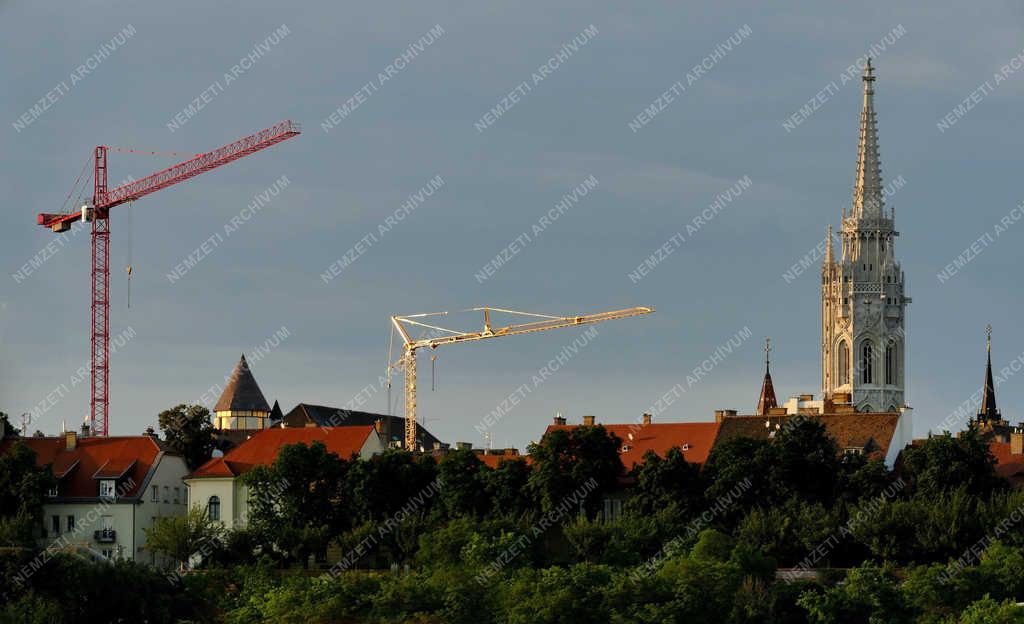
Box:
(3, 420, 1024, 622)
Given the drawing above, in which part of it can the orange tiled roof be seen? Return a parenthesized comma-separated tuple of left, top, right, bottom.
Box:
(543, 422, 722, 471)
(0, 436, 164, 499)
(188, 426, 376, 479)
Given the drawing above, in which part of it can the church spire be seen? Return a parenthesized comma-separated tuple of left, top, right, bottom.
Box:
(852, 57, 884, 220)
(757, 338, 778, 415)
(978, 325, 1001, 422)
(825, 224, 834, 265)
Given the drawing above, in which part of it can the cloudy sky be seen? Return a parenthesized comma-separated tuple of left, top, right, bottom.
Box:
(2, 1, 1023, 449)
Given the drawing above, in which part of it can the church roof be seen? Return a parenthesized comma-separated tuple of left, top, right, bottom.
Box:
(214, 354, 271, 413)
(756, 338, 778, 415)
(978, 326, 1001, 422)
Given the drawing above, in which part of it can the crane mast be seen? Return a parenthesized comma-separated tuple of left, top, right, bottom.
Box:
(389, 306, 654, 451)
(37, 120, 300, 436)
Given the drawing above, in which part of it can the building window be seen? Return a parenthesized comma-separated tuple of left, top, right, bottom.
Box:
(208, 496, 220, 521)
(163, 486, 169, 503)
(151, 486, 159, 502)
(836, 340, 850, 386)
(51, 515, 60, 535)
(173, 487, 180, 504)
(885, 342, 896, 385)
(99, 480, 116, 500)
(67, 515, 75, 532)
(47, 486, 58, 497)
(861, 341, 874, 384)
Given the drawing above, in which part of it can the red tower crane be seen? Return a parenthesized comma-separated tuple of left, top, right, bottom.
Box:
(37, 120, 301, 437)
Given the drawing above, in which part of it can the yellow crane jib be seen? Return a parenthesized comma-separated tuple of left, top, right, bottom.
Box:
(387, 306, 654, 451)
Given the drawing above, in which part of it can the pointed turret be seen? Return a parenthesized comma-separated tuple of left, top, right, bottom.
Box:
(852, 57, 884, 220)
(757, 338, 778, 415)
(825, 224, 834, 265)
(214, 354, 272, 430)
(978, 325, 1001, 422)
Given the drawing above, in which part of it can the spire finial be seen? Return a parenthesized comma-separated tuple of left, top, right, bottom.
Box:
(765, 337, 772, 373)
(864, 56, 875, 81)
(825, 224, 834, 265)
(986, 324, 992, 353)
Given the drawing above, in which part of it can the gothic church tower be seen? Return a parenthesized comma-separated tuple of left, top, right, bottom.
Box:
(822, 59, 910, 412)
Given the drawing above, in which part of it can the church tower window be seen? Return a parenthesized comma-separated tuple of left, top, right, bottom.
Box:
(885, 342, 896, 385)
(861, 341, 874, 384)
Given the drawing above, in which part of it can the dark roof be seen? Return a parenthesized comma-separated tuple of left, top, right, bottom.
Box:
(979, 337, 1001, 422)
(214, 354, 271, 413)
(714, 412, 901, 462)
(757, 370, 778, 415)
(280, 403, 443, 451)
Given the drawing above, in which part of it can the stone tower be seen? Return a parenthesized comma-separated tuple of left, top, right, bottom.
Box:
(821, 58, 910, 412)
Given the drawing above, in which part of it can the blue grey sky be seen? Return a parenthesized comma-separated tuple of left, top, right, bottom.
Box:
(2, 1, 1022, 449)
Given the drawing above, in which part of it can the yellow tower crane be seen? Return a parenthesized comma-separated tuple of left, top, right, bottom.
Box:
(387, 306, 654, 451)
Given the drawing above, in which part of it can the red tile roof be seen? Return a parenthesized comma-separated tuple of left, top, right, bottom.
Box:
(0, 436, 164, 499)
(476, 453, 522, 469)
(989, 442, 1024, 486)
(714, 412, 901, 462)
(188, 426, 377, 479)
(543, 422, 722, 471)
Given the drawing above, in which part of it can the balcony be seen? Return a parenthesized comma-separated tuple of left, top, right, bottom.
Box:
(94, 529, 116, 543)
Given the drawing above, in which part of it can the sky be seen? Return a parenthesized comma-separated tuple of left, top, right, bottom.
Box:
(2, 1, 1023, 450)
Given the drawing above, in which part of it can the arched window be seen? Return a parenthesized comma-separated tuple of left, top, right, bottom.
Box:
(208, 496, 220, 521)
(837, 341, 850, 386)
(861, 341, 874, 384)
(885, 342, 896, 385)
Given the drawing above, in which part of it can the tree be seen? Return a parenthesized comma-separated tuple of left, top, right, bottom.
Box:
(482, 457, 532, 518)
(343, 449, 439, 523)
(0, 441, 54, 546)
(157, 404, 215, 470)
(244, 441, 350, 566)
(437, 449, 489, 518)
(144, 507, 224, 570)
(526, 425, 622, 518)
(626, 447, 705, 517)
(768, 417, 841, 504)
(0, 412, 19, 439)
(900, 430, 1003, 498)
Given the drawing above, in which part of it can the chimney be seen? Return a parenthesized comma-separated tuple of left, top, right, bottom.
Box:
(80, 422, 91, 438)
(553, 413, 566, 426)
(64, 430, 77, 451)
(374, 419, 383, 434)
(1012, 430, 1024, 456)
(143, 426, 158, 438)
(582, 415, 595, 426)
(455, 441, 472, 451)
(642, 413, 652, 425)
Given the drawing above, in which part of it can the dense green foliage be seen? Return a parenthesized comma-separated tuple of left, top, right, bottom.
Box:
(158, 403, 217, 470)
(3, 418, 1023, 623)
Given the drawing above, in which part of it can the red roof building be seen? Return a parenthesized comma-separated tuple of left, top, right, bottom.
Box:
(542, 414, 722, 471)
(185, 426, 386, 530)
(0, 430, 190, 565)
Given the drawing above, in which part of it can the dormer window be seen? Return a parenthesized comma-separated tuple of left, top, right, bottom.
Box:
(47, 486, 58, 498)
(99, 479, 116, 500)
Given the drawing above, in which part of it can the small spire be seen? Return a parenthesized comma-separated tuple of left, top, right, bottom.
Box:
(825, 224, 834, 265)
(978, 324, 1001, 422)
(757, 337, 778, 415)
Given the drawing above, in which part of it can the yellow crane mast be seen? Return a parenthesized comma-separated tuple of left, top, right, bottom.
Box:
(387, 306, 654, 451)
